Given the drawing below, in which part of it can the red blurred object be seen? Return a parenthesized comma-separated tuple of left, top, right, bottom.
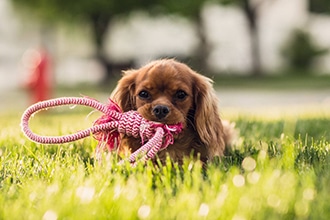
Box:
(23, 48, 52, 103)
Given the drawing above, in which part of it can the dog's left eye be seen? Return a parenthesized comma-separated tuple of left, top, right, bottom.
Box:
(175, 90, 187, 100)
(138, 90, 151, 99)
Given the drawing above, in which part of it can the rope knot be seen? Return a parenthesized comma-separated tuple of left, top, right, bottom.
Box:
(93, 100, 183, 154)
(117, 111, 149, 138)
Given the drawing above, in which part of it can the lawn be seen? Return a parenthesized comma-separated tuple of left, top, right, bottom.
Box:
(0, 102, 330, 219)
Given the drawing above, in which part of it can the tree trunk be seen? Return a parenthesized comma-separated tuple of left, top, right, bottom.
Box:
(194, 14, 211, 75)
(242, 0, 262, 76)
(90, 14, 118, 82)
(90, 14, 134, 83)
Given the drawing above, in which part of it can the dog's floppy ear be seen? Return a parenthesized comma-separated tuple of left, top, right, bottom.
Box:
(111, 70, 137, 112)
(193, 73, 225, 158)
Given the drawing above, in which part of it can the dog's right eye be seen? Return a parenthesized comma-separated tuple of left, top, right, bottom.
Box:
(138, 90, 151, 100)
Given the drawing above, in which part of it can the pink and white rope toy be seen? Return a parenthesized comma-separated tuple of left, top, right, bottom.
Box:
(20, 97, 183, 164)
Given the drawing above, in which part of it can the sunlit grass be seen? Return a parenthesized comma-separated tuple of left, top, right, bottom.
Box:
(0, 110, 329, 219)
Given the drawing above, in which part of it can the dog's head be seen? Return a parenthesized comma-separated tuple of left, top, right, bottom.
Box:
(112, 59, 224, 156)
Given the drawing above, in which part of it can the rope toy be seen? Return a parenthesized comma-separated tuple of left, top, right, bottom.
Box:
(20, 97, 183, 164)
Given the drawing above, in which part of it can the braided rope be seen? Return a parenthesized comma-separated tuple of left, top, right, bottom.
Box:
(20, 97, 183, 164)
(21, 97, 119, 144)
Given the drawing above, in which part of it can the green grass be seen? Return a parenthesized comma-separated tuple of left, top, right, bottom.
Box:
(0, 110, 329, 219)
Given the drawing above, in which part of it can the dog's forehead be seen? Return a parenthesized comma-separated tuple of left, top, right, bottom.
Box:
(136, 63, 193, 89)
(140, 62, 192, 81)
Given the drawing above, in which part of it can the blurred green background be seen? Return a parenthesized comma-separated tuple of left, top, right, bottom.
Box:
(0, 0, 330, 116)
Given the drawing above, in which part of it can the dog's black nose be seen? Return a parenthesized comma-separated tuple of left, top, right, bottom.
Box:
(153, 105, 170, 119)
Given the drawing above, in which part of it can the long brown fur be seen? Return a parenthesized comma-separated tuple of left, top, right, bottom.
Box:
(111, 59, 232, 163)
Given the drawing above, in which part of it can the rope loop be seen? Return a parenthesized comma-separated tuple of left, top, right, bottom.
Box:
(20, 96, 183, 164)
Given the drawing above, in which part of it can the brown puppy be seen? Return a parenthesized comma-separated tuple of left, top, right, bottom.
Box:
(112, 59, 232, 163)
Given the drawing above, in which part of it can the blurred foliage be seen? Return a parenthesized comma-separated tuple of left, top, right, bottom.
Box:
(309, 0, 330, 14)
(281, 29, 328, 73)
(160, 0, 206, 20)
(11, 0, 156, 22)
(216, 0, 250, 7)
